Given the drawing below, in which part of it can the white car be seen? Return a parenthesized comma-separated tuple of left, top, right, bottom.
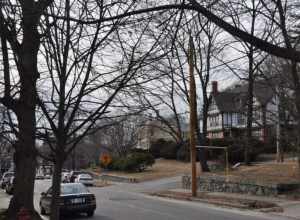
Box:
(75, 174, 94, 186)
(61, 172, 70, 183)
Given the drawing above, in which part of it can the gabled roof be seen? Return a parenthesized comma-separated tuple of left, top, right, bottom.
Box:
(214, 92, 238, 112)
(212, 80, 275, 113)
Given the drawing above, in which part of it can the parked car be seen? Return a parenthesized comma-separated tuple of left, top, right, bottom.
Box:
(61, 172, 69, 183)
(5, 176, 15, 195)
(75, 174, 94, 186)
(69, 171, 90, 183)
(39, 183, 96, 216)
(1, 172, 14, 189)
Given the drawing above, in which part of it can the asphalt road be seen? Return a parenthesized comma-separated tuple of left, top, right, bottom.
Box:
(30, 178, 291, 220)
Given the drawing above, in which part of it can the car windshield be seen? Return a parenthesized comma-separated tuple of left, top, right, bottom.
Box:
(79, 174, 92, 179)
(61, 184, 89, 195)
(4, 173, 14, 178)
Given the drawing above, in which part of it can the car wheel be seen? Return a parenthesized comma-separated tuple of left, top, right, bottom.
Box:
(87, 210, 94, 217)
(40, 204, 46, 215)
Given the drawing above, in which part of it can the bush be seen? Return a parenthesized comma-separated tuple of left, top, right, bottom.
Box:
(159, 142, 178, 159)
(130, 148, 149, 154)
(108, 152, 155, 172)
(207, 138, 234, 160)
(176, 142, 190, 162)
(150, 139, 178, 159)
(218, 138, 265, 164)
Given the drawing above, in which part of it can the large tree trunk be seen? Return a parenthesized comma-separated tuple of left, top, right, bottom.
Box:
(50, 157, 63, 220)
(7, 144, 39, 219)
(7, 94, 40, 219)
(7, 7, 41, 218)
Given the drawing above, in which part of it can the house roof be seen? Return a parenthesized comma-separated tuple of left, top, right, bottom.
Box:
(212, 80, 275, 113)
(214, 92, 238, 112)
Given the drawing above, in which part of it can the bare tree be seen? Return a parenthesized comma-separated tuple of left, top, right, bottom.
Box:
(36, 1, 167, 218)
(1, 0, 300, 218)
(0, 0, 53, 218)
(99, 115, 144, 157)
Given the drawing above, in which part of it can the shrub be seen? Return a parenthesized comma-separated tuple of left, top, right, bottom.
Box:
(127, 152, 155, 171)
(149, 139, 166, 158)
(159, 142, 178, 159)
(207, 138, 234, 160)
(176, 142, 190, 162)
(209, 138, 234, 147)
(108, 152, 155, 172)
(130, 148, 149, 154)
(218, 138, 265, 164)
(150, 139, 178, 159)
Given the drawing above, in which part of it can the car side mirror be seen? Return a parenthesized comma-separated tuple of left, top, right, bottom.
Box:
(41, 192, 46, 197)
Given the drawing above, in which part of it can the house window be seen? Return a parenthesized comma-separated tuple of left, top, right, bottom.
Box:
(223, 113, 231, 127)
(237, 113, 245, 125)
(208, 115, 221, 128)
(232, 113, 237, 125)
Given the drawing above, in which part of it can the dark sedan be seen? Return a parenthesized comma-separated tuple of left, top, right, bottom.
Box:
(39, 183, 96, 217)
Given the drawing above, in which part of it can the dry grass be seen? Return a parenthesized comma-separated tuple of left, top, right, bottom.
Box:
(93, 159, 200, 182)
(213, 160, 300, 184)
(91, 158, 300, 184)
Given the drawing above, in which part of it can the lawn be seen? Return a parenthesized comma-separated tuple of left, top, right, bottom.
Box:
(91, 159, 201, 182)
(213, 160, 300, 184)
(90, 158, 300, 184)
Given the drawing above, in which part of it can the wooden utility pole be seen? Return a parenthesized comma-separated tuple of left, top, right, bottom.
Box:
(188, 35, 197, 197)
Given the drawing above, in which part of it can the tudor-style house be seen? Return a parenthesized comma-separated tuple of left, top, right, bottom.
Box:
(207, 81, 279, 142)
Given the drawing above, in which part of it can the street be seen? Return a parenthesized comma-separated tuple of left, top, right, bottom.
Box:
(0, 177, 292, 220)
(33, 177, 295, 220)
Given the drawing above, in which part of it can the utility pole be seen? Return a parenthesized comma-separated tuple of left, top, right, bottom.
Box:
(188, 34, 197, 197)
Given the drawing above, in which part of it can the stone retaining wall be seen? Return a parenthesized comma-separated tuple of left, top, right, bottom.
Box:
(182, 175, 300, 196)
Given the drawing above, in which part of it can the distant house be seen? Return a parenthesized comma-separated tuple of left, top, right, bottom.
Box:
(207, 81, 279, 142)
(136, 118, 189, 150)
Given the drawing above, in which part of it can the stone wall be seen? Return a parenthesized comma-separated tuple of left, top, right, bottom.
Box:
(182, 175, 300, 196)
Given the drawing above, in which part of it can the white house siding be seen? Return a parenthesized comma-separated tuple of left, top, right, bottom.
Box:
(266, 96, 278, 125)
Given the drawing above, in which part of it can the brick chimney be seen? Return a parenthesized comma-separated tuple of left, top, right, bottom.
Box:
(212, 81, 218, 95)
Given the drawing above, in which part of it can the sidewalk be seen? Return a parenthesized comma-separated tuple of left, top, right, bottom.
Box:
(276, 201, 300, 219)
(0, 190, 10, 210)
(150, 189, 300, 220)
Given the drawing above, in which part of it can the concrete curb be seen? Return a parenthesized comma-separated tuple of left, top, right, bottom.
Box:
(98, 174, 139, 183)
(149, 191, 283, 212)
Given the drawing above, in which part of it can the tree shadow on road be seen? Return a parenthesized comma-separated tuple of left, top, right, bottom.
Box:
(60, 213, 113, 220)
